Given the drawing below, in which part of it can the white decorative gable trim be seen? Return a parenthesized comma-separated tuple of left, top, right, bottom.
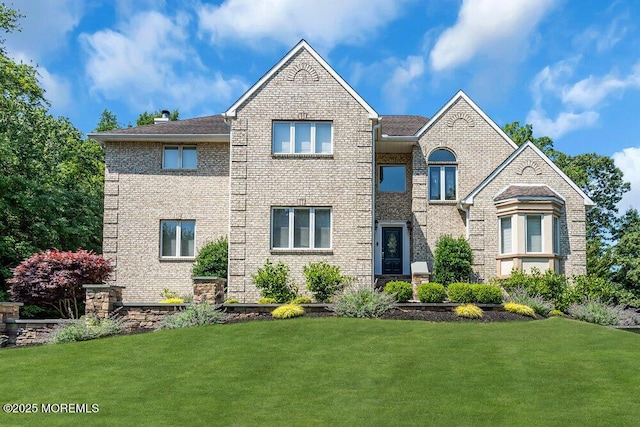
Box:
(223, 40, 379, 120)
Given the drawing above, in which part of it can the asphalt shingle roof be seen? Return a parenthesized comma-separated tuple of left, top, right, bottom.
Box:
(494, 185, 561, 201)
(102, 115, 230, 135)
(380, 115, 429, 136)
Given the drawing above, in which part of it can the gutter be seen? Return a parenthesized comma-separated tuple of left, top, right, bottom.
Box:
(459, 202, 471, 240)
(87, 133, 230, 143)
(371, 119, 382, 288)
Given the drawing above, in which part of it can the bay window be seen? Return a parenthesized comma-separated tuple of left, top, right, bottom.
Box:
(500, 216, 512, 254)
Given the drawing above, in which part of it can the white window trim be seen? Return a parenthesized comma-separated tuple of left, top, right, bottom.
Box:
(378, 165, 407, 193)
(525, 214, 543, 254)
(499, 216, 513, 255)
(163, 145, 197, 170)
(160, 220, 196, 258)
(553, 216, 560, 255)
(428, 165, 458, 201)
(272, 121, 333, 155)
(271, 207, 332, 250)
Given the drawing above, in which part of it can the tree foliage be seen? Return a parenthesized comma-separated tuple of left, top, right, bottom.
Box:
(136, 109, 179, 126)
(8, 250, 113, 318)
(612, 209, 640, 294)
(94, 108, 121, 132)
(503, 121, 630, 278)
(0, 5, 104, 294)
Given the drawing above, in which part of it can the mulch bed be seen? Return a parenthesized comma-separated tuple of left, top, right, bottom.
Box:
(224, 308, 539, 324)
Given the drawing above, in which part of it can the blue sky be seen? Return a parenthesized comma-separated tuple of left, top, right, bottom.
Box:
(5, 0, 640, 212)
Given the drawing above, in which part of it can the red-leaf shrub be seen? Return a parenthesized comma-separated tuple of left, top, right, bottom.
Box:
(8, 249, 113, 318)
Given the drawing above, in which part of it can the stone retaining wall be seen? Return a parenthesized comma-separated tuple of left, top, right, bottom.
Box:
(4, 319, 75, 346)
(111, 303, 188, 332)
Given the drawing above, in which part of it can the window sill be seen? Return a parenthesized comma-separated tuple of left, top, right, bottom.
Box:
(272, 154, 333, 159)
(428, 200, 458, 205)
(270, 249, 333, 255)
(496, 253, 563, 260)
(159, 257, 196, 262)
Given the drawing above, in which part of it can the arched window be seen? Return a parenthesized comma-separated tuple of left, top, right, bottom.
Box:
(428, 149, 457, 201)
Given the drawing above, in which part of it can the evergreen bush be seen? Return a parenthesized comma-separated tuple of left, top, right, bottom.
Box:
(192, 236, 228, 278)
(303, 261, 351, 303)
(272, 304, 305, 319)
(383, 281, 413, 302)
(454, 304, 483, 319)
(432, 235, 473, 285)
(252, 259, 298, 303)
(447, 282, 474, 303)
(504, 302, 536, 318)
(417, 283, 446, 303)
(470, 284, 503, 304)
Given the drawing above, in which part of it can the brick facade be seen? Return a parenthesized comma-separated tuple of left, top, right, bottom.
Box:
(95, 40, 590, 302)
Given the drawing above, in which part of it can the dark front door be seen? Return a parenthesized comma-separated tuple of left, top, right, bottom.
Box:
(382, 227, 403, 274)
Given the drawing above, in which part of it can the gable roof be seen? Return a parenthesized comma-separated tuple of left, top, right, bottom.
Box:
(223, 40, 379, 120)
(461, 141, 595, 206)
(88, 115, 230, 142)
(414, 90, 518, 150)
(380, 115, 429, 137)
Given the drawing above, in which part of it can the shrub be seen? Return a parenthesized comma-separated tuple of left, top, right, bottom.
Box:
(160, 297, 185, 304)
(49, 316, 123, 344)
(225, 299, 239, 304)
(383, 281, 413, 302)
(471, 284, 502, 304)
(432, 235, 473, 285)
(258, 297, 277, 304)
(549, 309, 564, 317)
(496, 268, 568, 310)
(504, 287, 554, 316)
(331, 285, 395, 318)
(303, 261, 351, 303)
(191, 236, 228, 278)
(417, 283, 446, 303)
(158, 303, 225, 329)
(290, 296, 312, 304)
(504, 302, 536, 318)
(9, 249, 113, 319)
(454, 304, 483, 319)
(272, 304, 305, 319)
(252, 259, 298, 303)
(566, 298, 639, 326)
(447, 282, 474, 303)
(565, 275, 621, 306)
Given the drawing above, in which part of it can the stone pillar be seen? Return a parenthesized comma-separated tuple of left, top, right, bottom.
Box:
(1, 302, 22, 347)
(192, 277, 226, 305)
(83, 284, 125, 319)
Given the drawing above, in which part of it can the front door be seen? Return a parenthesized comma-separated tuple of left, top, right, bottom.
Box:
(382, 227, 403, 274)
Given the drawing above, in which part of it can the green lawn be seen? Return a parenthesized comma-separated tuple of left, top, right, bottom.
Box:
(1, 317, 639, 426)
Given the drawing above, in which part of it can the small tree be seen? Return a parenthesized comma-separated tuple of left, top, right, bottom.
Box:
(192, 236, 228, 278)
(432, 235, 473, 285)
(8, 250, 113, 318)
(252, 259, 298, 303)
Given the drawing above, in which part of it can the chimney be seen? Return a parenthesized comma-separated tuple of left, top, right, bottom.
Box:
(154, 109, 171, 124)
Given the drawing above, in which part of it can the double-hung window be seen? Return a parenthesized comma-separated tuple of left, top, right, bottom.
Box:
(500, 216, 512, 254)
(160, 220, 195, 258)
(272, 208, 331, 249)
(272, 122, 332, 154)
(428, 149, 457, 201)
(525, 215, 543, 253)
(163, 146, 197, 169)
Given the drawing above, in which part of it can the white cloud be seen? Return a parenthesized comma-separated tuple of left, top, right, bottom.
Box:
(429, 0, 556, 71)
(613, 147, 640, 212)
(197, 0, 408, 51)
(4, 0, 83, 60)
(81, 10, 246, 112)
(527, 60, 640, 138)
(562, 65, 640, 109)
(382, 56, 425, 113)
(526, 109, 598, 140)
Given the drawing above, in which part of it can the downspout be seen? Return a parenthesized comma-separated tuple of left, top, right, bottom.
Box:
(371, 119, 382, 288)
(460, 202, 471, 240)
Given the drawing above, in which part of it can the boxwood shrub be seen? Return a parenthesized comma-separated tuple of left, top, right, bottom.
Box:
(447, 282, 474, 303)
(417, 283, 446, 303)
(470, 284, 502, 304)
(383, 281, 413, 302)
